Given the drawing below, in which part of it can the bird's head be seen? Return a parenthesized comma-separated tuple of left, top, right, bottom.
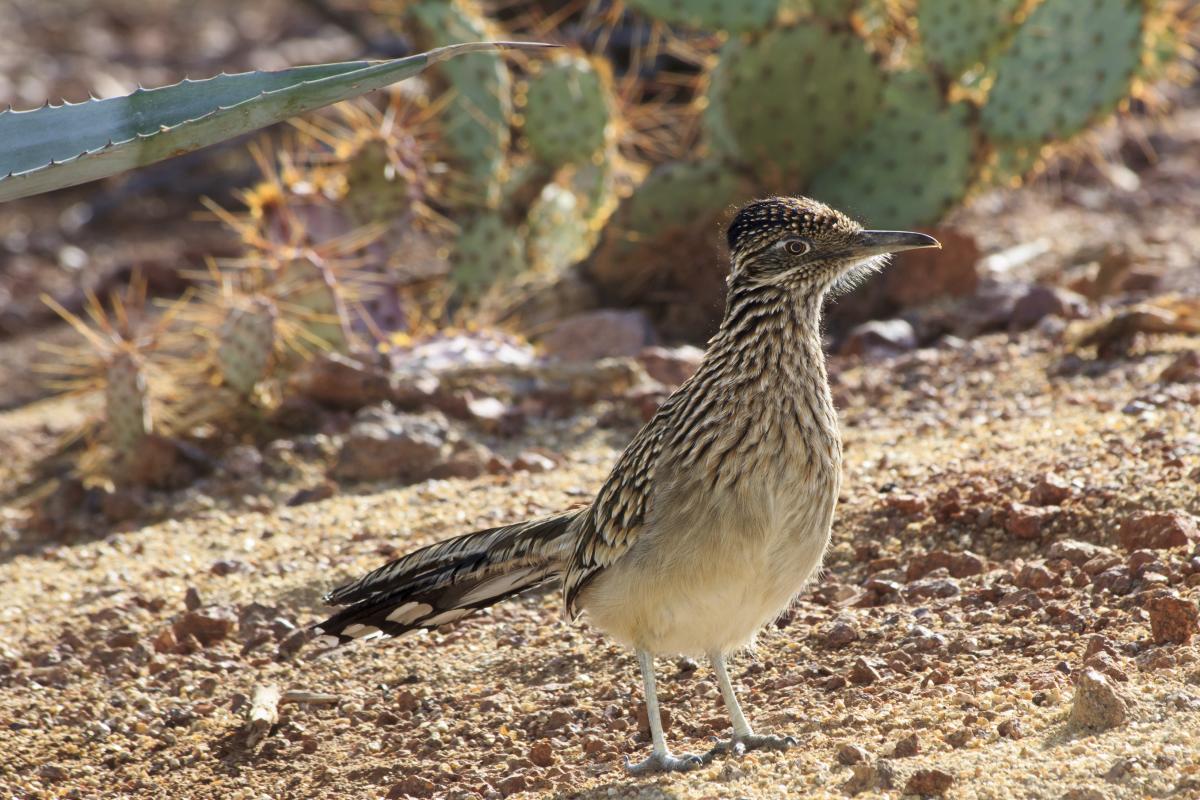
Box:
(726, 196, 940, 294)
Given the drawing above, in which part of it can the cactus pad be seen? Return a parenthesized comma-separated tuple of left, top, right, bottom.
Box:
(623, 0, 781, 32)
(216, 298, 278, 397)
(105, 352, 153, 457)
(809, 71, 975, 229)
(982, 0, 1144, 144)
(526, 182, 596, 274)
(409, 1, 512, 207)
(451, 212, 527, 297)
(917, 0, 1023, 76)
(277, 256, 352, 353)
(522, 54, 614, 168)
(710, 24, 884, 186)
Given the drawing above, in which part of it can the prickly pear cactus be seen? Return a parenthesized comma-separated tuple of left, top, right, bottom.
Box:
(451, 212, 527, 297)
(590, 160, 753, 336)
(623, 0, 781, 33)
(408, 0, 512, 208)
(276, 256, 353, 353)
(521, 54, 614, 168)
(216, 298, 278, 397)
(981, 0, 1144, 144)
(809, 71, 976, 228)
(526, 183, 596, 274)
(104, 352, 153, 458)
(342, 139, 416, 225)
(709, 24, 885, 186)
(917, 0, 1023, 76)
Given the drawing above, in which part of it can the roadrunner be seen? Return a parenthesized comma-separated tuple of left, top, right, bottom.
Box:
(313, 196, 939, 774)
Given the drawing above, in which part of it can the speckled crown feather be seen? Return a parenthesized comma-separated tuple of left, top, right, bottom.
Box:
(726, 196, 859, 254)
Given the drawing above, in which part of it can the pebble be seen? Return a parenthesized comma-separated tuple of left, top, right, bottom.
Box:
(1146, 592, 1198, 645)
(1006, 502, 1054, 540)
(1028, 472, 1073, 506)
(333, 408, 451, 483)
(840, 319, 917, 357)
(820, 620, 860, 648)
(172, 607, 236, 648)
(904, 768, 955, 797)
(836, 743, 870, 765)
(892, 732, 920, 758)
(540, 310, 656, 362)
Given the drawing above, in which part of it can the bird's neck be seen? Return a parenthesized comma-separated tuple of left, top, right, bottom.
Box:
(709, 280, 829, 388)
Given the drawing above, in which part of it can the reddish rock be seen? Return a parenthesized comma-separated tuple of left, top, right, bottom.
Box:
(821, 620, 860, 647)
(1047, 540, 1111, 567)
(904, 768, 955, 797)
(540, 309, 656, 362)
(637, 345, 703, 387)
(635, 702, 672, 740)
(1146, 593, 1198, 645)
(997, 719, 1023, 739)
(1118, 511, 1198, 551)
(1006, 502, 1054, 540)
(885, 492, 928, 516)
(172, 607, 236, 648)
(528, 739, 556, 767)
(848, 657, 883, 686)
(1016, 562, 1055, 589)
(513, 451, 556, 473)
(892, 732, 920, 758)
(1010, 285, 1089, 330)
(837, 743, 870, 765)
(1029, 472, 1073, 506)
(333, 409, 449, 483)
(884, 228, 980, 306)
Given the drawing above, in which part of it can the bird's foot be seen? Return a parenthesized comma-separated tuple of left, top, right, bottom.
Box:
(702, 733, 796, 762)
(624, 749, 705, 776)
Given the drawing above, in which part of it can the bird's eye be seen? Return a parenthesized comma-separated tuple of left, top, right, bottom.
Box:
(784, 239, 810, 256)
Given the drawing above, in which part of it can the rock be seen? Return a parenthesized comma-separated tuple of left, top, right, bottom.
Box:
(172, 607, 236, 648)
(289, 352, 397, 410)
(843, 760, 896, 795)
(1118, 511, 1198, 551)
(1160, 350, 1200, 384)
(637, 345, 703, 387)
(1029, 472, 1073, 506)
(387, 775, 435, 799)
(528, 739, 556, 767)
(892, 732, 920, 758)
(540, 310, 656, 362)
(496, 774, 527, 796)
(285, 481, 337, 507)
(904, 768, 955, 797)
(513, 451, 556, 474)
(836, 743, 870, 765)
(1006, 502, 1054, 540)
(431, 440, 496, 480)
(1047, 540, 1111, 567)
(1092, 567, 1134, 596)
(184, 587, 203, 611)
(997, 718, 1023, 739)
(884, 492, 928, 516)
(635, 702, 672, 740)
(840, 319, 917, 357)
(1016, 562, 1055, 590)
(848, 657, 883, 686)
(333, 408, 449, 483)
(884, 228, 980, 307)
(210, 559, 249, 577)
(820, 620, 860, 647)
(464, 396, 508, 432)
(1146, 593, 1198, 645)
(1069, 669, 1128, 731)
(1010, 285, 1089, 330)
(219, 444, 263, 480)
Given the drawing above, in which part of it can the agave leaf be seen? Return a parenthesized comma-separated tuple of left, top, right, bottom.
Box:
(0, 41, 554, 203)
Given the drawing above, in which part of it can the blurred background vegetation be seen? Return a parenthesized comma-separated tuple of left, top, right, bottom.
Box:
(1, 0, 1197, 499)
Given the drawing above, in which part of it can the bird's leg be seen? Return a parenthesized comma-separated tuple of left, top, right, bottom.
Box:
(625, 649, 704, 775)
(703, 651, 796, 761)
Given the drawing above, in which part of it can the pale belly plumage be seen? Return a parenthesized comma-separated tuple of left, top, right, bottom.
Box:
(580, 452, 839, 656)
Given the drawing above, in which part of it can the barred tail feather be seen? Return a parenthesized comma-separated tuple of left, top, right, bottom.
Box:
(312, 510, 579, 647)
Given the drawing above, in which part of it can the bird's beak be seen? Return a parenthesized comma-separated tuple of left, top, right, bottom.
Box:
(845, 230, 941, 261)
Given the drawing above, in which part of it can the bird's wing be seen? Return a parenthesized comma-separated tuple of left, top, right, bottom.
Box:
(562, 398, 678, 616)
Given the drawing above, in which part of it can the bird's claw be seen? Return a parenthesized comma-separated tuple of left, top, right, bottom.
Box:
(703, 733, 796, 762)
(624, 750, 705, 775)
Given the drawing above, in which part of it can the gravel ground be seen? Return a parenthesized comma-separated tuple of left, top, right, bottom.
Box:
(1, 316, 1198, 799)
